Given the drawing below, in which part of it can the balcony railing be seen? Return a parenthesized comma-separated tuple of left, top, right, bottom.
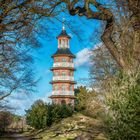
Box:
(52, 76, 74, 81)
(53, 62, 74, 68)
(52, 91, 74, 96)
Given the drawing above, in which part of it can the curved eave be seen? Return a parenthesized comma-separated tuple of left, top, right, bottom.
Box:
(50, 81, 77, 84)
(57, 36, 71, 39)
(49, 95, 76, 99)
(51, 54, 76, 58)
(56, 29, 71, 39)
(50, 67, 76, 71)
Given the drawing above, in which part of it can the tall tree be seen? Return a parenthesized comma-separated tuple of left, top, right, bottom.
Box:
(90, 44, 118, 90)
(75, 86, 104, 117)
(0, 46, 36, 101)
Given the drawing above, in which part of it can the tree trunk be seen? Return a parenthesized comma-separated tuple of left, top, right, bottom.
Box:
(101, 21, 126, 70)
(128, 0, 140, 66)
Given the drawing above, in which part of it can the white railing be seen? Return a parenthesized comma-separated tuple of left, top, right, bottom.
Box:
(52, 91, 74, 96)
(53, 76, 74, 81)
(53, 62, 74, 68)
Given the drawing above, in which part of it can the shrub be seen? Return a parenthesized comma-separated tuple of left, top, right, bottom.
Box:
(26, 100, 47, 129)
(104, 72, 140, 140)
(26, 101, 74, 129)
(46, 104, 74, 126)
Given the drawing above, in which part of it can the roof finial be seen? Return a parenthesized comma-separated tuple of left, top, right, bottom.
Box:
(62, 17, 65, 30)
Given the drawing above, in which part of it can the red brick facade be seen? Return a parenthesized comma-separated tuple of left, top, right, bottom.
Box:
(52, 83, 74, 91)
(54, 56, 73, 63)
(52, 97, 75, 105)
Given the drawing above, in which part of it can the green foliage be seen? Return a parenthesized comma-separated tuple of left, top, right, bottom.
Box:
(26, 100, 47, 129)
(75, 86, 103, 118)
(104, 72, 140, 140)
(26, 100, 74, 129)
(75, 86, 89, 111)
(46, 104, 74, 126)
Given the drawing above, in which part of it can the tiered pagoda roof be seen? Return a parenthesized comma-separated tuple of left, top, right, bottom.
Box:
(52, 48, 76, 58)
(57, 28, 71, 39)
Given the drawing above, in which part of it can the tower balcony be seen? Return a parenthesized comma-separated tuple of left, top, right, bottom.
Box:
(52, 76, 74, 81)
(53, 62, 74, 68)
(52, 90, 74, 96)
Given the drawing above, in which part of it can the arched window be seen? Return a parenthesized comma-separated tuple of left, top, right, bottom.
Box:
(70, 58, 73, 62)
(54, 72, 58, 76)
(70, 72, 73, 76)
(55, 58, 58, 62)
(62, 39, 65, 47)
(62, 58, 66, 62)
(62, 71, 66, 76)
(55, 85, 58, 90)
(70, 85, 73, 91)
(62, 85, 66, 91)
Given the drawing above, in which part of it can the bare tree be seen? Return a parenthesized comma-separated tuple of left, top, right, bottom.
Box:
(0, 0, 51, 101)
(0, 0, 139, 100)
(60, 0, 140, 72)
(0, 45, 36, 101)
(90, 44, 118, 90)
(0, 0, 65, 100)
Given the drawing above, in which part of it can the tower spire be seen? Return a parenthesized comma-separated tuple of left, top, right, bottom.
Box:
(62, 18, 65, 30)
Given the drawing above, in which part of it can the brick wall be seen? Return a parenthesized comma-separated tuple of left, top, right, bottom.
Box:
(53, 83, 74, 91)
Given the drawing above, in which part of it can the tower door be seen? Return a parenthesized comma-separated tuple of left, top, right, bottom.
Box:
(61, 100, 66, 105)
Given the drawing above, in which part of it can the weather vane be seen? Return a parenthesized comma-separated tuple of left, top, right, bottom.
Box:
(62, 17, 65, 30)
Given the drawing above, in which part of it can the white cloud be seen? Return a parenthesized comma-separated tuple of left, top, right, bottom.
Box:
(5, 91, 35, 115)
(93, 42, 103, 50)
(74, 48, 92, 67)
(75, 83, 92, 91)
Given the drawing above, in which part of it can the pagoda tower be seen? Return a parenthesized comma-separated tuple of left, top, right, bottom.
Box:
(49, 22, 76, 105)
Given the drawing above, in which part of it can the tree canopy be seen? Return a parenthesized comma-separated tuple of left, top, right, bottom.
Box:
(0, 1, 140, 138)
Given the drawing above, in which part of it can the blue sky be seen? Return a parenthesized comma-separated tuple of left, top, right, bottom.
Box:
(5, 14, 103, 115)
